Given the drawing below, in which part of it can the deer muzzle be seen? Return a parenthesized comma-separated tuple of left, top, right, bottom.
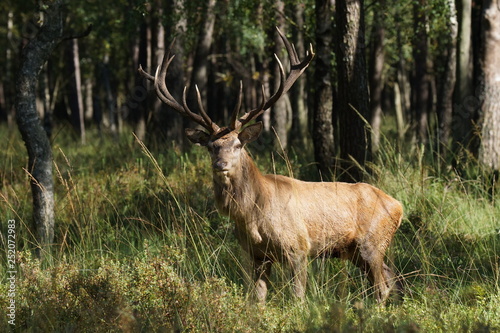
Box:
(213, 159, 229, 172)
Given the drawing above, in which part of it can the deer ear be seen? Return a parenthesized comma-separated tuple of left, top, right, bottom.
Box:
(185, 128, 210, 146)
(239, 122, 263, 144)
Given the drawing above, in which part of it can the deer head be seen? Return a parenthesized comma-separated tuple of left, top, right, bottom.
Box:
(138, 27, 314, 178)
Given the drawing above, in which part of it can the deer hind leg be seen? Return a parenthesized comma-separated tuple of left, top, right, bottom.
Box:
(253, 258, 272, 302)
(289, 253, 308, 299)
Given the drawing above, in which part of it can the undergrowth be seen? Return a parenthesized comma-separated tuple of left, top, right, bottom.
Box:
(0, 125, 499, 332)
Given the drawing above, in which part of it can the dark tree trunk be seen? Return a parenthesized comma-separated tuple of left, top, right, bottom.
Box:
(412, 0, 430, 145)
(207, 35, 228, 124)
(188, 0, 217, 113)
(478, 0, 500, 171)
(313, 0, 335, 180)
(146, 2, 169, 147)
(368, 0, 386, 154)
(436, 0, 457, 160)
(290, 2, 309, 150)
(166, 0, 187, 145)
(15, 1, 63, 257)
(335, 0, 371, 182)
(0, 81, 6, 122)
(134, 20, 151, 141)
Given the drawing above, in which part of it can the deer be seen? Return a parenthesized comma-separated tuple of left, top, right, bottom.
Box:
(139, 28, 403, 304)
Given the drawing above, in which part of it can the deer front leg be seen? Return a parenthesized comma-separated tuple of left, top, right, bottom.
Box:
(253, 258, 272, 302)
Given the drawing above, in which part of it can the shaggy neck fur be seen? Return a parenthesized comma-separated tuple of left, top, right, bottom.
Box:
(212, 149, 264, 221)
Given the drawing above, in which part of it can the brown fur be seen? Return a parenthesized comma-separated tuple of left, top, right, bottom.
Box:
(187, 126, 403, 303)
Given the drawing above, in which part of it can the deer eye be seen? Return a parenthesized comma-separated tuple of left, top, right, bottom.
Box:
(234, 144, 242, 150)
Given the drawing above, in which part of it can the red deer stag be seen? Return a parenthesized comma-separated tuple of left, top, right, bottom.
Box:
(139, 28, 403, 303)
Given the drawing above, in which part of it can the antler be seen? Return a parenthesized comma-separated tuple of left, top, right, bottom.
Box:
(139, 27, 314, 134)
(138, 40, 220, 134)
(231, 27, 315, 131)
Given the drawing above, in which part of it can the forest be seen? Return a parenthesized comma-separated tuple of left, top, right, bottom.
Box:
(0, 0, 499, 331)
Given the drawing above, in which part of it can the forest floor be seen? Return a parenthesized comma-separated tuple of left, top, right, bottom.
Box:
(1, 124, 499, 332)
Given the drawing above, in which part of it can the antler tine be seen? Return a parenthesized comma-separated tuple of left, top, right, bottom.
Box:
(237, 27, 314, 128)
(238, 59, 284, 125)
(177, 87, 215, 132)
(138, 64, 155, 81)
(152, 54, 185, 113)
(156, 55, 216, 132)
(138, 39, 218, 134)
(230, 81, 244, 130)
(263, 53, 286, 111)
(195, 85, 220, 133)
(276, 27, 315, 93)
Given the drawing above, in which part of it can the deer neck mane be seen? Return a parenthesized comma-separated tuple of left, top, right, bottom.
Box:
(212, 149, 263, 218)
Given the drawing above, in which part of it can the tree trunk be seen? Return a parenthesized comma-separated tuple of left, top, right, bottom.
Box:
(146, 2, 169, 147)
(134, 21, 151, 141)
(66, 38, 86, 144)
(271, 0, 290, 150)
(436, 0, 457, 160)
(101, 55, 118, 135)
(290, 2, 309, 150)
(252, 1, 272, 133)
(368, 0, 386, 154)
(0, 81, 6, 122)
(478, 0, 500, 171)
(166, 0, 187, 145)
(453, 0, 474, 160)
(84, 76, 93, 122)
(313, 0, 335, 180)
(3, 10, 14, 125)
(188, 0, 217, 113)
(15, 0, 64, 257)
(395, 22, 411, 141)
(394, 82, 406, 141)
(335, 0, 371, 182)
(412, 0, 430, 145)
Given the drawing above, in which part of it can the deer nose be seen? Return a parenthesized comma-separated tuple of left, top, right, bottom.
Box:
(213, 160, 228, 171)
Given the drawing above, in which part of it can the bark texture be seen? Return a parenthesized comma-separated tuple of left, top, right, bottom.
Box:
(436, 0, 457, 159)
(15, 1, 64, 256)
(271, 0, 290, 150)
(313, 0, 335, 180)
(336, 0, 371, 182)
(368, 0, 385, 154)
(188, 0, 217, 110)
(412, 0, 430, 145)
(479, 0, 500, 170)
(453, 0, 474, 157)
(290, 3, 309, 150)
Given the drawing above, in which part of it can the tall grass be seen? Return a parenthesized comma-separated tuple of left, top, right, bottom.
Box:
(0, 124, 499, 332)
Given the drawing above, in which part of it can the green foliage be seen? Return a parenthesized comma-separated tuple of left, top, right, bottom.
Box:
(1, 124, 499, 331)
